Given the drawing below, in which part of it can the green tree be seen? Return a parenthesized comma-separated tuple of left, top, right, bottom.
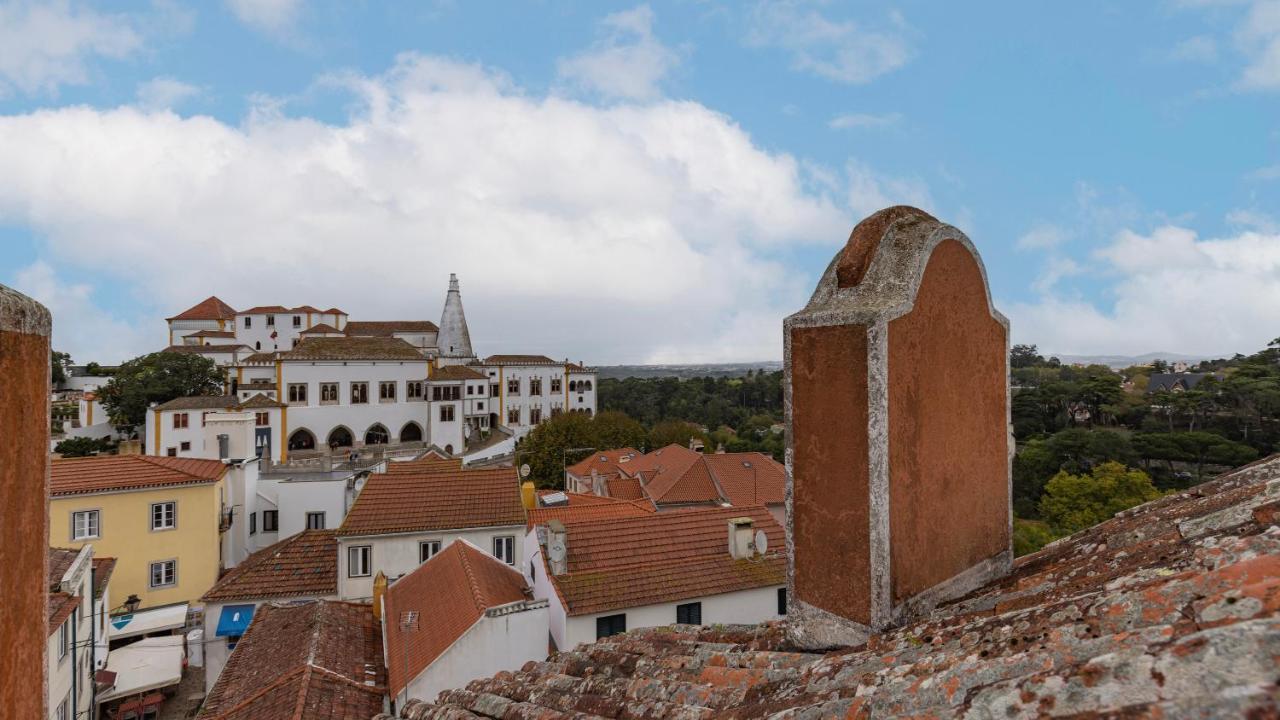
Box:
(1012, 519, 1058, 556)
(589, 410, 647, 452)
(95, 352, 223, 429)
(54, 436, 114, 457)
(648, 419, 711, 451)
(1039, 461, 1162, 534)
(516, 412, 596, 488)
(51, 351, 72, 386)
(1010, 344, 1044, 369)
(1012, 439, 1059, 518)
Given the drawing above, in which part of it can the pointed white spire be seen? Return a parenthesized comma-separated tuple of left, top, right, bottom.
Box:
(438, 273, 475, 360)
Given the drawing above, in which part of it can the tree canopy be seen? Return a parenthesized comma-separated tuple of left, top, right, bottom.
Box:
(1038, 461, 1163, 535)
(95, 352, 224, 428)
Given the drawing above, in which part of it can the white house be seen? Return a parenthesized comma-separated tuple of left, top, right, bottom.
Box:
(47, 546, 96, 720)
(382, 539, 547, 711)
(335, 464, 528, 600)
(255, 466, 361, 542)
(525, 505, 786, 651)
(145, 395, 283, 463)
(199, 529, 339, 693)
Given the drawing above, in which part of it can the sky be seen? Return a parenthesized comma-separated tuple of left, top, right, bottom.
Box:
(0, 0, 1278, 365)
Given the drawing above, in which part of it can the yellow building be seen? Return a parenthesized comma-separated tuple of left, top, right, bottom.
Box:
(50, 455, 227, 610)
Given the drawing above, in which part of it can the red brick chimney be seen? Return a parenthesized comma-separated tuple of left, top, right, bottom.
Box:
(0, 285, 51, 717)
(785, 207, 1011, 648)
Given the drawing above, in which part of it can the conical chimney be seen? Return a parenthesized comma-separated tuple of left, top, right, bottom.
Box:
(438, 273, 475, 361)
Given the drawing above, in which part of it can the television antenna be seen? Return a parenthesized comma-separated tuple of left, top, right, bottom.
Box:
(754, 530, 768, 555)
(519, 464, 531, 478)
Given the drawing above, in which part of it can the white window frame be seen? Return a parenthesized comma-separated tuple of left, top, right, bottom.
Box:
(149, 559, 177, 588)
(71, 509, 100, 540)
(150, 501, 176, 531)
(348, 545, 371, 577)
(419, 540, 442, 563)
(379, 381, 397, 403)
(288, 383, 308, 405)
(320, 382, 339, 405)
(351, 381, 369, 404)
(440, 404, 455, 422)
(57, 619, 69, 661)
(492, 535, 515, 565)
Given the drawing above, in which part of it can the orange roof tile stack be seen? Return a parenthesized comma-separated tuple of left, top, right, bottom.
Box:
(202, 531, 337, 603)
(51, 455, 226, 497)
(382, 541, 530, 696)
(338, 466, 524, 537)
(548, 505, 784, 616)
(197, 600, 385, 720)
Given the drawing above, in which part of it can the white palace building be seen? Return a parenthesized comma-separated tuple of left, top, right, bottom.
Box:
(148, 275, 597, 465)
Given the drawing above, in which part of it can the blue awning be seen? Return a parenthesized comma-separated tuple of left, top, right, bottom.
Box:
(215, 604, 255, 637)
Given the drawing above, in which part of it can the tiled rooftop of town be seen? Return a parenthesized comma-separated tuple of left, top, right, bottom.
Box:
(51, 455, 227, 496)
(546, 505, 784, 617)
(167, 295, 237, 321)
(526, 491, 655, 529)
(338, 465, 525, 536)
(344, 320, 439, 336)
(383, 540, 532, 697)
(379, 456, 1280, 719)
(198, 600, 385, 720)
(281, 336, 427, 361)
(202, 530, 338, 603)
(565, 448, 641, 478)
(154, 393, 282, 411)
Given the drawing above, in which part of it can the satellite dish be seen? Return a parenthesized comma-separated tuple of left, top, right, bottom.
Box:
(464, 423, 472, 439)
(519, 463, 531, 478)
(754, 530, 768, 554)
(548, 539, 567, 563)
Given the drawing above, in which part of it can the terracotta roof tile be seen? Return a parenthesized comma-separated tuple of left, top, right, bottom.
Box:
(198, 600, 385, 720)
(605, 475, 646, 500)
(238, 305, 292, 314)
(47, 592, 78, 636)
(628, 444, 719, 504)
(299, 323, 343, 335)
(382, 456, 1280, 720)
(344, 321, 439, 336)
(163, 344, 250, 355)
(51, 455, 226, 496)
(281, 337, 425, 362)
(154, 394, 281, 411)
(188, 330, 237, 338)
(202, 530, 337, 603)
(429, 365, 487, 381)
(167, 296, 237, 322)
(48, 547, 79, 585)
(92, 557, 115, 599)
(383, 541, 531, 695)
(324, 308, 346, 315)
(526, 492, 655, 529)
(383, 458, 463, 474)
(482, 354, 561, 366)
(565, 448, 641, 478)
(549, 505, 784, 615)
(338, 466, 525, 536)
(703, 452, 785, 506)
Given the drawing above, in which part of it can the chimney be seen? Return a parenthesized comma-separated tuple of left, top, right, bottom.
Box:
(371, 571, 387, 622)
(785, 207, 1012, 649)
(520, 481, 536, 510)
(546, 520, 568, 576)
(727, 517, 755, 559)
(217, 434, 230, 460)
(590, 468, 605, 496)
(0, 285, 51, 719)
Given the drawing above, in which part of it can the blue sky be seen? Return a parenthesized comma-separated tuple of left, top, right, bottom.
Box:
(1, 0, 1278, 364)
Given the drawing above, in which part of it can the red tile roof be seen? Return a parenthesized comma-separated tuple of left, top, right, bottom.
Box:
(548, 505, 784, 615)
(163, 344, 248, 355)
(51, 455, 226, 497)
(564, 448, 641, 478)
(238, 305, 292, 314)
(188, 330, 237, 338)
(48, 547, 79, 585)
(482, 354, 561, 365)
(154, 394, 282, 411)
(299, 323, 342, 335)
(202, 531, 337, 603)
(280, 337, 425, 362)
(383, 458, 463, 474)
(526, 492, 655, 529)
(338, 466, 525, 537)
(429, 364, 487, 381)
(629, 444, 719, 504)
(92, 557, 115, 599)
(703, 452, 785, 506)
(390, 456, 1280, 720)
(48, 547, 84, 636)
(198, 600, 385, 720)
(323, 308, 346, 315)
(344, 321, 439, 336)
(167, 296, 237, 322)
(47, 592, 78, 636)
(383, 541, 531, 695)
(605, 475, 646, 500)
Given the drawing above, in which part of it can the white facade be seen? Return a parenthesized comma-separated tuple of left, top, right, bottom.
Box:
(281, 360, 433, 453)
(400, 599, 549, 704)
(47, 547, 95, 720)
(233, 308, 347, 353)
(265, 473, 355, 537)
(479, 361, 597, 442)
(144, 404, 283, 464)
(337, 526, 525, 600)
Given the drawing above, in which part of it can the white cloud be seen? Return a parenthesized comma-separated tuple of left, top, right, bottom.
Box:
(844, 160, 932, 219)
(557, 4, 680, 101)
(1237, 0, 1280, 89)
(1006, 224, 1280, 356)
(135, 77, 201, 111)
(10, 261, 149, 363)
(828, 111, 900, 129)
(1168, 34, 1218, 62)
(0, 0, 141, 96)
(225, 0, 302, 35)
(0, 54, 856, 364)
(745, 1, 911, 84)
(1016, 224, 1068, 251)
(1248, 163, 1280, 180)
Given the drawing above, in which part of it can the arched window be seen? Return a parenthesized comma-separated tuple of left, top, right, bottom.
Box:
(568, 380, 576, 392)
(444, 444, 454, 455)
(288, 428, 316, 451)
(365, 424, 389, 445)
(327, 426, 353, 448)
(584, 380, 593, 391)
(255, 341, 261, 350)
(399, 422, 423, 443)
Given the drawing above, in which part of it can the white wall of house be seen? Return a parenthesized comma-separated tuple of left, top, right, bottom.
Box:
(47, 547, 94, 720)
(477, 364, 598, 443)
(281, 361, 434, 451)
(218, 459, 262, 569)
(270, 476, 351, 537)
(337, 526, 526, 600)
(560, 585, 784, 650)
(523, 531, 570, 651)
(400, 600, 549, 706)
(145, 407, 208, 458)
(168, 318, 223, 346)
(234, 312, 307, 352)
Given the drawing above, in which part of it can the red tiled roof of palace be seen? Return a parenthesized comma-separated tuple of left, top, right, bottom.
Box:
(383, 541, 530, 696)
(344, 321, 439, 336)
(167, 296, 237, 322)
(51, 455, 227, 496)
(202, 531, 337, 603)
(338, 466, 524, 536)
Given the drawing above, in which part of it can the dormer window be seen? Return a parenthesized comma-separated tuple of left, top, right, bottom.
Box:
(266, 316, 275, 327)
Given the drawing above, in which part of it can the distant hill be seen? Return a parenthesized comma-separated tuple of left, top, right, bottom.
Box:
(597, 362, 782, 380)
(1047, 351, 1214, 369)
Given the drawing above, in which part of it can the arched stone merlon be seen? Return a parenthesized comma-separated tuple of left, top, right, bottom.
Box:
(784, 206, 1012, 650)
